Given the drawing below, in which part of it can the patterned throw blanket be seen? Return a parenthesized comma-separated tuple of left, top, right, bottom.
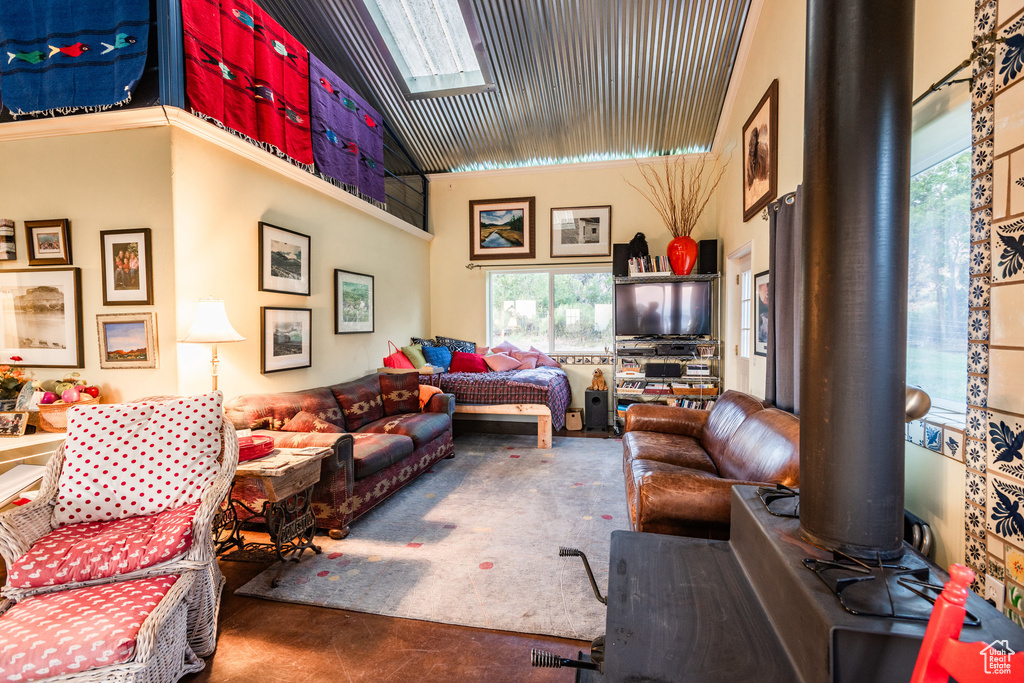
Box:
(181, 0, 313, 170)
(420, 369, 572, 431)
(309, 53, 386, 204)
(0, 0, 148, 117)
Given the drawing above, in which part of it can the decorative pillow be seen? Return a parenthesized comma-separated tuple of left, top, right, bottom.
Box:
(449, 351, 488, 373)
(436, 335, 476, 354)
(483, 352, 522, 371)
(379, 372, 420, 415)
(411, 336, 438, 348)
(419, 385, 443, 410)
(282, 411, 344, 433)
(54, 392, 224, 527)
(529, 346, 561, 367)
(491, 340, 521, 354)
(510, 350, 540, 369)
(402, 344, 427, 368)
(475, 345, 490, 355)
(421, 345, 453, 371)
(330, 375, 384, 430)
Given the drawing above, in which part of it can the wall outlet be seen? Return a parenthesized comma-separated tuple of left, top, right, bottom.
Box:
(986, 573, 1005, 611)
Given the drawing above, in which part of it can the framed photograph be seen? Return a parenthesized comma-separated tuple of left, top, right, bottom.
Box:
(262, 307, 312, 373)
(754, 270, 770, 357)
(25, 219, 72, 266)
(96, 312, 158, 369)
(0, 219, 16, 261)
(469, 197, 536, 261)
(742, 79, 779, 222)
(100, 228, 153, 306)
(259, 222, 310, 295)
(0, 412, 28, 437)
(334, 269, 374, 334)
(0, 268, 83, 368)
(550, 206, 612, 258)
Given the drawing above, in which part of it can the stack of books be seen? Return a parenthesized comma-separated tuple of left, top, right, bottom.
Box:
(628, 255, 672, 275)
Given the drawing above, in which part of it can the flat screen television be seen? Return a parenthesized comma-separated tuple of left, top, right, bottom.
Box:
(614, 281, 712, 336)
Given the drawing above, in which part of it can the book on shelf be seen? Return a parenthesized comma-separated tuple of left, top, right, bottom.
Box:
(620, 358, 641, 371)
(627, 255, 673, 275)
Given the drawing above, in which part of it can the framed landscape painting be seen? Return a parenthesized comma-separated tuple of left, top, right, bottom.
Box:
(754, 270, 770, 357)
(334, 269, 374, 334)
(96, 312, 158, 369)
(469, 197, 536, 261)
(100, 228, 154, 305)
(0, 268, 83, 368)
(25, 219, 72, 266)
(742, 79, 779, 222)
(550, 205, 612, 258)
(262, 307, 312, 373)
(259, 222, 311, 295)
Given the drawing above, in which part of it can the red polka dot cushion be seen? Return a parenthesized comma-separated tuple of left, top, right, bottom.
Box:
(0, 575, 179, 682)
(53, 392, 223, 528)
(7, 503, 198, 590)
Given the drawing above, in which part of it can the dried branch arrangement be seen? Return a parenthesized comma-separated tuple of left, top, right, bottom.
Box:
(626, 154, 729, 238)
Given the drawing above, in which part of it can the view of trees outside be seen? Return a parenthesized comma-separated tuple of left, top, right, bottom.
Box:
(907, 148, 970, 407)
(489, 272, 613, 353)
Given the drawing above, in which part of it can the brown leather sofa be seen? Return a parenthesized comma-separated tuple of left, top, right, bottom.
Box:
(622, 390, 799, 538)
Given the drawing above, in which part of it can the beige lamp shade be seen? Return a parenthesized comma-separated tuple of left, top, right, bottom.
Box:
(180, 299, 244, 344)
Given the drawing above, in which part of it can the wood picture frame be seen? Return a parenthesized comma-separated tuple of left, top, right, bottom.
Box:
(259, 222, 311, 296)
(0, 412, 29, 437)
(550, 205, 612, 258)
(754, 269, 770, 357)
(96, 312, 159, 369)
(469, 197, 536, 261)
(0, 268, 83, 368)
(261, 307, 312, 373)
(742, 79, 779, 222)
(334, 269, 374, 334)
(25, 219, 72, 266)
(99, 228, 154, 306)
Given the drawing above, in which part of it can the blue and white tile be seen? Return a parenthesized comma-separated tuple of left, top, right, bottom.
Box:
(968, 469, 989, 506)
(969, 308, 991, 342)
(988, 411, 1024, 482)
(974, 103, 995, 143)
(967, 374, 989, 407)
(992, 218, 1024, 282)
(969, 406, 989, 438)
(967, 498, 987, 537)
(990, 556, 1007, 581)
(974, 67, 996, 111)
(944, 427, 966, 462)
(988, 474, 1024, 544)
(973, 172, 994, 209)
(967, 532, 988, 572)
(973, 207, 993, 242)
(970, 276, 991, 308)
(908, 419, 925, 447)
(997, 13, 1024, 92)
(969, 341, 990, 375)
(970, 238, 992, 276)
(925, 422, 943, 452)
(977, 3, 998, 38)
(974, 136, 995, 177)
(967, 436, 988, 472)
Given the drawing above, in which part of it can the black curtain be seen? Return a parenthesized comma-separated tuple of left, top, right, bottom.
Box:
(766, 187, 802, 414)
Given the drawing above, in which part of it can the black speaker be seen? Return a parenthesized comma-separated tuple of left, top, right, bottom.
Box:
(585, 389, 608, 430)
(697, 239, 719, 274)
(612, 243, 630, 276)
(646, 362, 682, 378)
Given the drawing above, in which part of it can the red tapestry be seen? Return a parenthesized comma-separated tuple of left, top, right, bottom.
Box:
(181, 0, 312, 168)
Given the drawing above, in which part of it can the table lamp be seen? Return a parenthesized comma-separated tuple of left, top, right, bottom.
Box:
(180, 299, 244, 391)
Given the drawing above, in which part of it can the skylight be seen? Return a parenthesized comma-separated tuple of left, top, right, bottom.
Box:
(358, 0, 495, 99)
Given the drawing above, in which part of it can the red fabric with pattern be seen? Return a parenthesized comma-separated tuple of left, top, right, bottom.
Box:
(8, 504, 198, 590)
(181, 0, 312, 166)
(357, 413, 451, 450)
(350, 432, 414, 479)
(53, 392, 223, 527)
(0, 575, 179, 682)
(449, 351, 488, 373)
(224, 387, 346, 431)
(282, 410, 343, 433)
(330, 375, 385, 430)
(378, 372, 420, 415)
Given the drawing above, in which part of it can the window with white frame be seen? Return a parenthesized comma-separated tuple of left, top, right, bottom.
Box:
(739, 269, 752, 359)
(487, 269, 614, 353)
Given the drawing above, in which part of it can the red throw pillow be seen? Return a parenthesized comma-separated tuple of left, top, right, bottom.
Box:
(449, 351, 488, 373)
(379, 372, 420, 415)
(282, 411, 344, 433)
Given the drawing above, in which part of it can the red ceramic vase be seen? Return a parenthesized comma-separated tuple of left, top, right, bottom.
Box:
(667, 235, 699, 275)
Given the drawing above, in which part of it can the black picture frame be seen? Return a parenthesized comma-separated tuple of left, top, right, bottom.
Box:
(0, 267, 84, 368)
(754, 269, 770, 357)
(259, 222, 311, 296)
(469, 197, 536, 261)
(99, 228, 154, 306)
(742, 80, 779, 222)
(334, 269, 374, 334)
(261, 306, 312, 373)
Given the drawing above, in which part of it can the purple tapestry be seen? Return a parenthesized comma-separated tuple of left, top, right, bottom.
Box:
(308, 53, 385, 203)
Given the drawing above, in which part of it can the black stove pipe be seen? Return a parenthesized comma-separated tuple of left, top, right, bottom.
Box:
(799, 0, 915, 560)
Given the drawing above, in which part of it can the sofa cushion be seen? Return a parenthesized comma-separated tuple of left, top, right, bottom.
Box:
(628, 459, 739, 538)
(9, 503, 199, 589)
(715, 408, 800, 487)
(0, 575, 180, 682)
(421, 345, 453, 371)
(224, 387, 345, 431)
(509, 350, 539, 369)
(449, 351, 487, 373)
(282, 410, 344, 433)
(436, 335, 476, 354)
(491, 340, 520, 354)
(351, 433, 414, 479)
(402, 343, 427, 368)
(484, 352, 521, 371)
(529, 346, 561, 367)
(55, 393, 222, 527)
(379, 372, 420, 415)
(331, 374, 384, 431)
(623, 431, 718, 474)
(411, 336, 438, 347)
(357, 412, 450, 450)
(700, 390, 767, 465)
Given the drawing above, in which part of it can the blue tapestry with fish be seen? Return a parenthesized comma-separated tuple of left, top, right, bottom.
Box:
(0, 0, 149, 117)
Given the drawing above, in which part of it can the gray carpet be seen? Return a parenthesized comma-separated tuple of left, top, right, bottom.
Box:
(235, 433, 628, 640)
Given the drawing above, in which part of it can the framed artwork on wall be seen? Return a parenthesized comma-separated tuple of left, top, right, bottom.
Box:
(25, 219, 72, 266)
(550, 205, 612, 258)
(469, 197, 536, 261)
(0, 219, 16, 261)
(262, 306, 312, 373)
(99, 228, 154, 306)
(754, 269, 770, 357)
(742, 79, 779, 222)
(259, 222, 311, 295)
(334, 269, 374, 334)
(0, 267, 83, 368)
(96, 312, 158, 369)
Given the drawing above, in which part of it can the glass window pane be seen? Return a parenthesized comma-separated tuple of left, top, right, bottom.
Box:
(489, 272, 550, 350)
(553, 272, 613, 353)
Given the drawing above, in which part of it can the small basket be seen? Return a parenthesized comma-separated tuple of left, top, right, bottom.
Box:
(37, 395, 101, 432)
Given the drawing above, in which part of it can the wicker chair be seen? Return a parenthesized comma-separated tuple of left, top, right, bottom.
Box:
(0, 396, 239, 659)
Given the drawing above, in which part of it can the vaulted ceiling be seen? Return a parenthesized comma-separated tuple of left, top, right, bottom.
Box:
(259, 0, 751, 174)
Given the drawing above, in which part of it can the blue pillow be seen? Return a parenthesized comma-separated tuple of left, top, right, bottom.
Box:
(421, 345, 453, 371)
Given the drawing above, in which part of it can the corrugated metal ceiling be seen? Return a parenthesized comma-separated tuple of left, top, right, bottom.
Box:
(258, 0, 751, 174)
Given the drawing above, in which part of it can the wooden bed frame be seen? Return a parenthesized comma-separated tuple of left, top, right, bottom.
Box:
(454, 404, 553, 449)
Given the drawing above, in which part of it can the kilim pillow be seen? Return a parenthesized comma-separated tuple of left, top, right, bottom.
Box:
(330, 375, 385, 430)
(411, 336, 438, 348)
(282, 411, 344, 433)
(435, 335, 476, 354)
(379, 373, 420, 415)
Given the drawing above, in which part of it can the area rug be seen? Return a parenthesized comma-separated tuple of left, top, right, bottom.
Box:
(235, 433, 627, 641)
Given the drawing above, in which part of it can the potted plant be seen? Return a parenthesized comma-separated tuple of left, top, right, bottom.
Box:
(0, 357, 27, 411)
